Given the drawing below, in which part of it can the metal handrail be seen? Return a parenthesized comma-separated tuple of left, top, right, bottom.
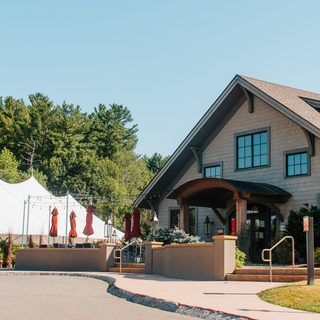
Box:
(113, 239, 143, 273)
(262, 236, 295, 282)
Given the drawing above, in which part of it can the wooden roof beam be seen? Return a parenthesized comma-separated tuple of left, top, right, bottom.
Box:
(211, 207, 226, 225)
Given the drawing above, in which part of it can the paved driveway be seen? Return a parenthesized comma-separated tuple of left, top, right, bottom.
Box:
(0, 276, 192, 320)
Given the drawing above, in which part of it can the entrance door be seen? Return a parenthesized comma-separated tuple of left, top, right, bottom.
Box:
(230, 204, 277, 263)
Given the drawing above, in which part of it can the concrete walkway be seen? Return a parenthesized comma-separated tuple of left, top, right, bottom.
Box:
(109, 272, 319, 320)
(1, 270, 319, 320)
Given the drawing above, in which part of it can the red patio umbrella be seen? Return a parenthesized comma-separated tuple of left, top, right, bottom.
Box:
(69, 211, 77, 238)
(49, 208, 58, 237)
(130, 207, 141, 238)
(83, 204, 94, 236)
(124, 211, 132, 242)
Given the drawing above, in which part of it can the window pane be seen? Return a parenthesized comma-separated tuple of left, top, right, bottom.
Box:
(261, 154, 268, 166)
(253, 145, 260, 156)
(245, 146, 252, 157)
(238, 147, 244, 158)
(245, 135, 251, 146)
(245, 157, 252, 168)
(253, 133, 260, 145)
(301, 152, 307, 164)
(253, 156, 260, 166)
(301, 164, 308, 174)
(238, 136, 244, 147)
(216, 166, 221, 177)
(287, 155, 294, 166)
(288, 166, 294, 176)
(260, 132, 268, 143)
(261, 143, 268, 155)
(294, 154, 301, 164)
(205, 168, 210, 177)
(170, 210, 180, 229)
(189, 209, 195, 236)
(238, 158, 244, 169)
(295, 165, 301, 175)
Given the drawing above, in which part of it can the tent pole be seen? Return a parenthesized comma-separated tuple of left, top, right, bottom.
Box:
(48, 205, 51, 247)
(25, 195, 31, 248)
(65, 191, 69, 246)
(21, 200, 27, 249)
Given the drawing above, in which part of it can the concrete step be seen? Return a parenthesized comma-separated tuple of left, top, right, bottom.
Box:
(114, 263, 145, 268)
(108, 263, 145, 273)
(234, 267, 320, 275)
(226, 266, 320, 282)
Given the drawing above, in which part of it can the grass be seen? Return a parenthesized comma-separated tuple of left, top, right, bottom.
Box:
(258, 279, 320, 313)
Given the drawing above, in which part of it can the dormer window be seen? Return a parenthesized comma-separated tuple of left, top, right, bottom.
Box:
(301, 97, 320, 113)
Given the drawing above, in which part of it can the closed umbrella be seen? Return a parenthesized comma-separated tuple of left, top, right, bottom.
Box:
(124, 212, 132, 242)
(69, 211, 77, 238)
(49, 208, 58, 237)
(130, 207, 141, 238)
(83, 205, 94, 238)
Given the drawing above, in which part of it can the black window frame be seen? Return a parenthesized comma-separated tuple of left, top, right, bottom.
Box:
(234, 127, 270, 171)
(283, 148, 310, 178)
(203, 161, 223, 178)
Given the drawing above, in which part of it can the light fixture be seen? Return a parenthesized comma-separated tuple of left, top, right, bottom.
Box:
(150, 212, 159, 240)
(104, 216, 112, 242)
(112, 229, 117, 243)
(204, 216, 213, 237)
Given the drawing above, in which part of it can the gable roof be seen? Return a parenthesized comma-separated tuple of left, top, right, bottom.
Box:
(135, 75, 320, 209)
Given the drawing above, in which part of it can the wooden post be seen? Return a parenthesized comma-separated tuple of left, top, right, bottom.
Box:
(235, 198, 247, 234)
(179, 205, 190, 233)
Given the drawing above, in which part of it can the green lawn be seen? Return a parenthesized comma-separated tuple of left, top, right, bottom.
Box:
(258, 279, 320, 313)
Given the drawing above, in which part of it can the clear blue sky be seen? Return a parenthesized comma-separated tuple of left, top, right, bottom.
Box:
(1, 1, 320, 157)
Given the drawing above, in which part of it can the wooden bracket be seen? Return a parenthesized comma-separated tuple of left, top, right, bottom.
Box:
(190, 147, 202, 173)
(240, 86, 254, 113)
(211, 207, 226, 225)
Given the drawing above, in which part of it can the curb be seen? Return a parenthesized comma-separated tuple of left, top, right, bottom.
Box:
(0, 271, 250, 320)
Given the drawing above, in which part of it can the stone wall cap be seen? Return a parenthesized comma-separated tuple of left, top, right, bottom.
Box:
(165, 243, 215, 248)
(144, 242, 164, 245)
(99, 243, 117, 247)
(212, 236, 238, 240)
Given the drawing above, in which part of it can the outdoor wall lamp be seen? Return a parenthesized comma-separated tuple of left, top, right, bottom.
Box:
(204, 216, 213, 238)
(104, 216, 112, 242)
(112, 229, 117, 243)
(150, 212, 159, 239)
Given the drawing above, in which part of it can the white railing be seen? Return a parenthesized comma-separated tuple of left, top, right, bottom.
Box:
(262, 236, 295, 282)
(113, 239, 143, 273)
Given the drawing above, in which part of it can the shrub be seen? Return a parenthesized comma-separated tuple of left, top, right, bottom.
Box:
(285, 204, 320, 259)
(315, 248, 320, 265)
(269, 233, 299, 264)
(235, 246, 246, 268)
(145, 226, 203, 244)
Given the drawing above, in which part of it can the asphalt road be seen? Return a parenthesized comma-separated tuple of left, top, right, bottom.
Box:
(0, 275, 192, 320)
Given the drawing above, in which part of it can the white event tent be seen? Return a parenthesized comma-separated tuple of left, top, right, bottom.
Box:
(0, 176, 124, 244)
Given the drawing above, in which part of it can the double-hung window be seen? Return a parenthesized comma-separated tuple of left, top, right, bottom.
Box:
(235, 128, 269, 170)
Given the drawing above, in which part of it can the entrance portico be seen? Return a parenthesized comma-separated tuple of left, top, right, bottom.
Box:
(168, 178, 291, 238)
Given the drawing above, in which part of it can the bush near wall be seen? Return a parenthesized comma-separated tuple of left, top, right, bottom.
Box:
(146, 227, 203, 244)
(285, 204, 320, 260)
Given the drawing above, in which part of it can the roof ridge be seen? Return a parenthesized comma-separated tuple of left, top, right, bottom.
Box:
(238, 75, 320, 98)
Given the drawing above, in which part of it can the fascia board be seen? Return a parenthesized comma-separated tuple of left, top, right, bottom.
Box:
(134, 76, 242, 207)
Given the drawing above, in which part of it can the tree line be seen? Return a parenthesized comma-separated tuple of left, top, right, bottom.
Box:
(0, 93, 169, 232)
